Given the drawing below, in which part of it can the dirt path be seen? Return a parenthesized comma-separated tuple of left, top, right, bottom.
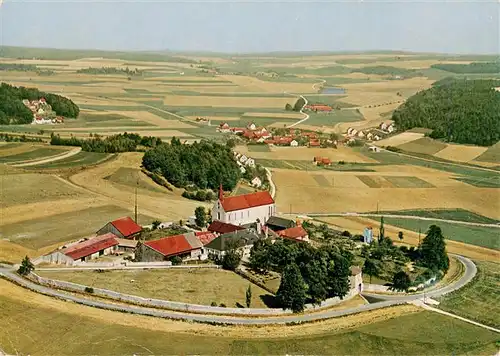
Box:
(10, 147, 82, 167)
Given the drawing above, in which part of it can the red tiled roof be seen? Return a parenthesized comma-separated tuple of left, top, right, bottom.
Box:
(207, 221, 245, 235)
(195, 231, 218, 245)
(63, 233, 118, 260)
(309, 140, 321, 147)
(144, 234, 194, 257)
(111, 217, 142, 238)
(221, 191, 274, 212)
(278, 225, 308, 240)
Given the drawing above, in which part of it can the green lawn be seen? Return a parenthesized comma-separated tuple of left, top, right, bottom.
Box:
(438, 261, 500, 328)
(247, 144, 271, 152)
(0, 292, 497, 356)
(25, 151, 113, 170)
(474, 142, 500, 163)
(373, 209, 500, 225)
(384, 217, 500, 250)
(303, 110, 364, 127)
(396, 137, 447, 155)
(0, 147, 68, 163)
(0, 205, 156, 249)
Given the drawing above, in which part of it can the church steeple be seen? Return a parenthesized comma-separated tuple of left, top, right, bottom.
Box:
(219, 184, 224, 201)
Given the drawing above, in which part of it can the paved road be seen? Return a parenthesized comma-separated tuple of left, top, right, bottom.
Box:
(0, 255, 477, 325)
(288, 94, 309, 128)
(301, 212, 500, 228)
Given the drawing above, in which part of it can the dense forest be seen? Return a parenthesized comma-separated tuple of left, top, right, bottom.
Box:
(142, 138, 241, 191)
(76, 67, 143, 76)
(392, 79, 500, 146)
(51, 132, 162, 153)
(0, 83, 79, 125)
(352, 66, 421, 77)
(431, 62, 500, 74)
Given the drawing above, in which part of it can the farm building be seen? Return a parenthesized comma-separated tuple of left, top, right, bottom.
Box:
(194, 231, 218, 245)
(135, 232, 204, 262)
(204, 229, 261, 259)
(207, 221, 246, 235)
(305, 104, 332, 112)
(266, 216, 296, 232)
(35, 233, 119, 265)
(116, 238, 138, 253)
(350, 266, 363, 293)
(277, 225, 309, 243)
(211, 186, 275, 233)
(309, 140, 321, 147)
(97, 216, 142, 239)
(313, 157, 331, 166)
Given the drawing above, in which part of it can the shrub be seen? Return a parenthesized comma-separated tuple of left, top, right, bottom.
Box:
(84, 287, 94, 293)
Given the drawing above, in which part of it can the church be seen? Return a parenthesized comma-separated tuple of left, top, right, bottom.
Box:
(211, 186, 275, 232)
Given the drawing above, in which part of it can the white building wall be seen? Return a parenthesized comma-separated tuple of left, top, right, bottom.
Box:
(211, 201, 276, 230)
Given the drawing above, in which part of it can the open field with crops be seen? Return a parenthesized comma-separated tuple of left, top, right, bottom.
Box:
(0, 278, 498, 355)
(37, 269, 271, 308)
(438, 261, 500, 328)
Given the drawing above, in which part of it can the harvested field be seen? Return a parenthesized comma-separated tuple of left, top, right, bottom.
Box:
(219, 74, 318, 93)
(186, 115, 241, 121)
(247, 144, 271, 152)
(0, 173, 87, 208)
(434, 144, 488, 163)
(312, 174, 331, 187)
(37, 269, 271, 308)
(268, 121, 298, 128)
(25, 152, 113, 170)
(242, 112, 305, 119)
(473, 142, 500, 163)
(92, 110, 196, 129)
(376, 132, 424, 147)
(0, 147, 69, 164)
(163, 95, 291, 108)
(1, 204, 156, 249)
(383, 176, 435, 188)
(356, 175, 394, 188)
(397, 137, 447, 155)
(235, 145, 377, 163)
(0, 281, 497, 356)
(104, 167, 169, 193)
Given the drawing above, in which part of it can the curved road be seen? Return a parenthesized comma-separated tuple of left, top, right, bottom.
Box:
(0, 255, 476, 325)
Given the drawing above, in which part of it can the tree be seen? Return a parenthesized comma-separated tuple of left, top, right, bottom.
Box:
(249, 238, 272, 273)
(245, 284, 252, 308)
(222, 248, 242, 271)
(293, 97, 306, 112)
(325, 253, 350, 299)
(285, 103, 293, 111)
(194, 206, 207, 227)
(301, 258, 327, 304)
(392, 271, 411, 292)
(276, 263, 307, 313)
(169, 256, 182, 265)
(379, 216, 385, 243)
(362, 259, 379, 284)
(152, 220, 161, 230)
(398, 231, 404, 241)
(18, 256, 34, 276)
(420, 225, 449, 272)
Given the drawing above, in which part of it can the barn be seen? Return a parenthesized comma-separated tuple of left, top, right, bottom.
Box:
(135, 232, 204, 262)
(97, 216, 142, 239)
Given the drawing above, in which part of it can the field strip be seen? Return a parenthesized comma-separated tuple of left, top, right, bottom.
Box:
(434, 144, 488, 163)
(377, 132, 424, 147)
(10, 147, 82, 167)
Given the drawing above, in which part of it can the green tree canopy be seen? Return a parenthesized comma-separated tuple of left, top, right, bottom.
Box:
(194, 206, 207, 227)
(276, 263, 308, 313)
(392, 271, 411, 292)
(18, 256, 34, 276)
(363, 259, 379, 284)
(420, 225, 449, 273)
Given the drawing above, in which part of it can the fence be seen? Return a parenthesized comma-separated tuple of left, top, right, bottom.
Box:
(27, 272, 357, 316)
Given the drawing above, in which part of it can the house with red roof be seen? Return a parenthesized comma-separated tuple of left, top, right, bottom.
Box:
(309, 139, 321, 147)
(277, 225, 309, 243)
(211, 185, 275, 233)
(36, 233, 120, 265)
(207, 221, 245, 235)
(97, 216, 142, 239)
(135, 232, 204, 262)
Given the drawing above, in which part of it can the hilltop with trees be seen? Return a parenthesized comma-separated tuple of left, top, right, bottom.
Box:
(142, 139, 241, 197)
(76, 66, 143, 76)
(392, 79, 500, 146)
(431, 61, 500, 74)
(0, 82, 79, 125)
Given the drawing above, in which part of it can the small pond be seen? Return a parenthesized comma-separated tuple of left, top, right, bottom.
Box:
(320, 87, 346, 94)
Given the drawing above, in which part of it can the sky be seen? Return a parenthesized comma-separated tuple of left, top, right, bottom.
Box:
(0, 0, 498, 54)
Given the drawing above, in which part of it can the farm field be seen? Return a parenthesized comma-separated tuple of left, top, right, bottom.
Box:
(0, 146, 70, 164)
(382, 217, 500, 250)
(37, 269, 271, 308)
(438, 261, 500, 328)
(0, 279, 498, 355)
(373, 209, 500, 225)
(24, 151, 113, 170)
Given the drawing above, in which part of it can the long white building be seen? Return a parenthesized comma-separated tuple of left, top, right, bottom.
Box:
(211, 186, 275, 232)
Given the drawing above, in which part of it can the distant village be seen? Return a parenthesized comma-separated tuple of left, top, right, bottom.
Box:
(23, 98, 65, 125)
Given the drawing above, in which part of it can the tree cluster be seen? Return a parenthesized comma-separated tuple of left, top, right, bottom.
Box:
(76, 66, 143, 76)
(0, 82, 79, 125)
(352, 66, 421, 77)
(142, 138, 241, 191)
(50, 132, 163, 153)
(293, 97, 306, 112)
(392, 79, 500, 146)
(0, 133, 43, 143)
(431, 62, 500, 74)
(250, 239, 352, 312)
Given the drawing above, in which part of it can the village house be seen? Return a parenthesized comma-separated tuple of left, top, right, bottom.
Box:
(313, 157, 331, 166)
(207, 221, 246, 235)
(239, 155, 248, 164)
(218, 122, 231, 133)
(35, 233, 119, 265)
(251, 177, 262, 187)
(309, 139, 321, 148)
(304, 104, 333, 112)
(387, 124, 396, 133)
(266, 216, 296, 232)
(277, 225, 309, 243)
(204, 229, 261, 259)
(96, 216, 142, 239)
(135, 232, 204, 262)
(357, 130, 365, 138)
(366, 132, 373, 141)
(247, 122, 257, 131)
(379, 122, 388, 131)
(350, 266, 364, 293)
(290, 139, 299, 147)
(211, 186, 275, 233)
(246, 158, 256, 168)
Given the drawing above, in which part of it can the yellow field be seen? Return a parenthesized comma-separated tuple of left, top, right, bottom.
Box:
(220, 75, 318, 93)
(377, 132, 424, 146)
(88, 110, 196, 129)
(235, 145, 377, 163)
(242, 112, 305, 119)
(163, 95, 291, 108)
(186, 115, 241, 121)
(344, 60, 472, 70)
(434, 144, 488, 163)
